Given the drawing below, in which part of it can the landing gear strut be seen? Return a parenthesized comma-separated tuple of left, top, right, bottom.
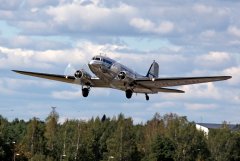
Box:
(82, 87, 90, 97)
(125, 89, 133, 99)
(145, 94, 149, 101)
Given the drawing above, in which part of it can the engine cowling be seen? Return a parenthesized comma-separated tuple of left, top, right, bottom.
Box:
(74, 70, 83, 79)
(118, 71, 126, 80)
(117, 71, 135, 82)
(74, 69, 91, 81)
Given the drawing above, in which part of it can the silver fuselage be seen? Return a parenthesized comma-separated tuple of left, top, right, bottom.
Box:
(88, 55, 147, 91)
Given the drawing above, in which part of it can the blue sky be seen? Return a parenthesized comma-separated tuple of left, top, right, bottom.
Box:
(0, 0, 240, 124)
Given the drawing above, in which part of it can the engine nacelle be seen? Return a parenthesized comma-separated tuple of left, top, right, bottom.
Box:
(117, 71, 135, 82)
(74, 69, 91, 81)
(118, 71, 126, 80)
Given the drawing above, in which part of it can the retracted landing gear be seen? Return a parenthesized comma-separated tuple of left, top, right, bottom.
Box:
(125, 89, 133, 99)
(145, 94, 149, 101)
(82, 86, 90, 97)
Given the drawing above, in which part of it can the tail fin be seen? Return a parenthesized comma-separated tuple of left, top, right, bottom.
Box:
(146, 61, 159, 78)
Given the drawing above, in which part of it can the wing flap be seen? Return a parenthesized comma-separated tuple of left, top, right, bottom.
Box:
(157, 87, 184, 93)
(136, 76, 231, 88)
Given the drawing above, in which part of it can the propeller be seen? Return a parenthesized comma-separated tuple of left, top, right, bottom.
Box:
(63, 63, 82, 84)
(64, 63, 76, 78)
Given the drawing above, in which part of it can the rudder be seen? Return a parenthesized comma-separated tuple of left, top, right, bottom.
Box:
(146, 61, 159, 78)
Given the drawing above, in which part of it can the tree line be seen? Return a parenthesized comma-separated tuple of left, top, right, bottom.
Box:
(0, 109, 240, 161)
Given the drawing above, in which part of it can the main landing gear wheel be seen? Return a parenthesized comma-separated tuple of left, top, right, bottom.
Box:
(145, 94, 149, 101)
(125, 89, 133, 99)
(82, 88, 89, 97)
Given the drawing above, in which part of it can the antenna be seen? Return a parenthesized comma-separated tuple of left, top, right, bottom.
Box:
(51, 106, 56, 112)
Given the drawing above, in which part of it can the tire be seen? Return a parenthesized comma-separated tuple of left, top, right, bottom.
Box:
(125, 89, 133, 99)
(82, 88, 89, 97)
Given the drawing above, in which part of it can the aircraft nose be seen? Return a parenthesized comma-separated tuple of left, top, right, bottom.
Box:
(88, 60, 101, 68)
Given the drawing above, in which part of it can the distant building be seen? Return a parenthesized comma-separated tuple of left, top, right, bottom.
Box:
(196, 123, 240, 136)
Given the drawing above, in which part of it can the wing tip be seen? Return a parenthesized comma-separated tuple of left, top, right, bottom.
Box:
(12, 70, 25, 74)
(179, 90, 185, 93)
(225, 76, 232, 80)
(175, 89, 185, 93)
(12, 70, 20, 73)
(218, 76, 232, 81)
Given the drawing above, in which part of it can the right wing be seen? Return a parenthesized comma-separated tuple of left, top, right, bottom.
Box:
(136, 76, 232, 88)
(12, 70, 109, 87)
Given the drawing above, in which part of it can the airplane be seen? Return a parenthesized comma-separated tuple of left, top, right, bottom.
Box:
(12, 55, 231, 101)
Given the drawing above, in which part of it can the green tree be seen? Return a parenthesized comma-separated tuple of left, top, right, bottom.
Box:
(149, 135, 175, 161)
(161, 114, 209, 161)
(142, 113, 165, 159)
(44, 107, 59, 160)
(0, 116, 28, 161)
(106, 114, 140, 161)
(208, 126, 240, 161)
(21, 117, 46, 159)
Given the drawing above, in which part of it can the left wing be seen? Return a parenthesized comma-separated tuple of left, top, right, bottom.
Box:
(136, 76, 231, 88)
(12, 70, 109, 87)
(12, 70, 76, 84)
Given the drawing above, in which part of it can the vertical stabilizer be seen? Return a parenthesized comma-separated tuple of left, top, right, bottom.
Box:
(146, 61, 159, 78)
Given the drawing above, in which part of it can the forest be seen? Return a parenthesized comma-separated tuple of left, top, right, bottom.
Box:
(0, 108, 240, 161)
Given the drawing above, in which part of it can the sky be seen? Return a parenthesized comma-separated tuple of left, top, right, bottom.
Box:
(0, 0, 240, 124)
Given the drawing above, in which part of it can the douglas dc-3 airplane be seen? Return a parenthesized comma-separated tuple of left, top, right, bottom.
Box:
(13, 55, 231, 101)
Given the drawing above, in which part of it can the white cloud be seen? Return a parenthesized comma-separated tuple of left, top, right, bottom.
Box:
(24, 0, 58, 8)
(193, 4, 213, 14)
(0, 77, 56, 90)
(0, 0, 23, 10)
(223, 66, 240, 85)
(51, 88, 110, 100)
(193, 3, 229, 17)
(130, 18, 174, 34)
(148, 102, 176, 110)
(0, 79, 16, 95)
(228, 26, 240, 37)
(46, 2, 137, 33)
(200, 30, 216, 39)
(130, 18, 154, 32)
(0, 46, 52, 69)
(0, 77, 58, 98)
(162, 83, 221, 101)
(182, 83, 221, 99)
(0, 42, 129, 70)
(0, 35, 69, 50)
(184, 103, 217, 110)
(195, 51, 232, 69)
(51, 89, 82, 100)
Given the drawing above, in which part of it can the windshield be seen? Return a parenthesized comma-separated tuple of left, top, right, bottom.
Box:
(92, 57, 101, 61)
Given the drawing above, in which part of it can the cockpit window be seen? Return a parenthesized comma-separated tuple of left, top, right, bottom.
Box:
(92, 57, 101, 61)
(103, 59, 112, 65)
